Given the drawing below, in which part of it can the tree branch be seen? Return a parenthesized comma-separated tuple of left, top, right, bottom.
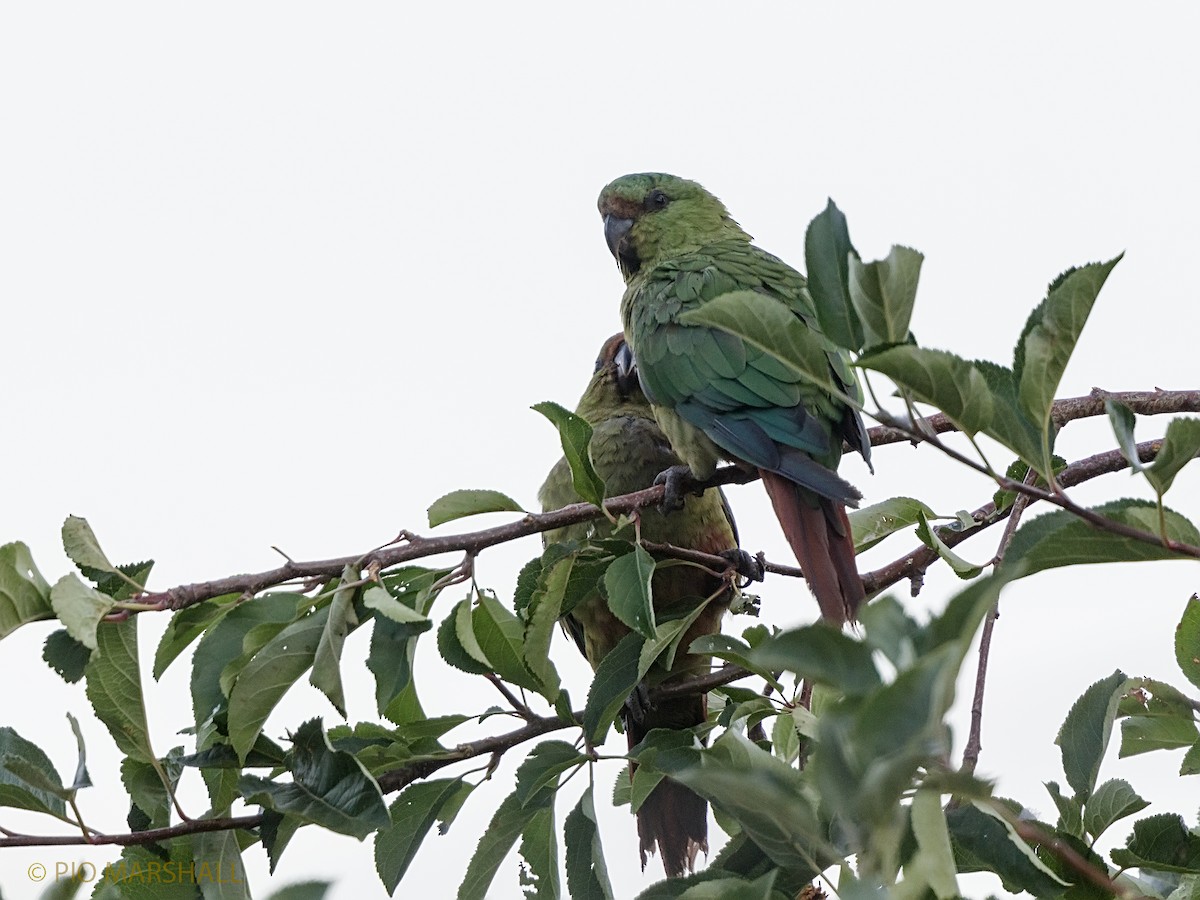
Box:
(0, 815, 263, 848)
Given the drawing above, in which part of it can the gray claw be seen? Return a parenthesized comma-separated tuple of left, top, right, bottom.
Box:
(720, 549, 765, 583)
(653, 465, 700, 514)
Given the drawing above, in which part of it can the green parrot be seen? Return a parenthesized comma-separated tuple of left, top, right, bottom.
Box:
(538, 333, 742, 878)
(597, 173, 872, 624)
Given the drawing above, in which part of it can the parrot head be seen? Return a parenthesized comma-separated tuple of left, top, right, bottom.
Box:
(574, 333, 647, 422)
(598, 173, 750, 281)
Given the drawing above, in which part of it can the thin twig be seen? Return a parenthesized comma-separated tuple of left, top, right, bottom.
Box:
(0, 815, 264, 849)
(485, 672, 537, 721)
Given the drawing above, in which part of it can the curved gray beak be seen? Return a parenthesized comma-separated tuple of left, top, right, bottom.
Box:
(603, 214, 633, 260)
(613, 340, 638, 398)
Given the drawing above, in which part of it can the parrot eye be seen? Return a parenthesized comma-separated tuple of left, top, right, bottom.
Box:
(645, 190, 670, 211)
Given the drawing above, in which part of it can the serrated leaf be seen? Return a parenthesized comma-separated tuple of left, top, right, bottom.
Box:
(1084, 778, 1149, 840)
(1120, 713, 1199, 757)
(362, 584, 430, 626)
(947, 802, 1069, 896)
(154, 594, 238, 680)
(1177, 595, 1200, 692)
(65, 712, 90, 792)
(239, 719, 388, 839)
(972, 361, 1049, 475)
(192, 826, 251, 900)
(263, 882, 331, 900)
(0, 541, 53, 639)
(375, 778, 470, 892)
(427, 489, 525, 528)
(310, 566, 360, 718)
(1006, 500, 1200, 575)
(857, 345, 994, 436)
(0, 727, 68, 816)
(583, 632, 643, 744)
(1056, 670, 1128, 800)
(805, 198, 863, 352)
(1045, 780, 1084, 839)
(533, 401, 607, 509)
(1146, 417, 1200, 496)
(1015, 257, 1122, 439)
(86, 618, 156, 764)
(564, 783, 615, 900)
(911, 787, 960, 899)
(688, 634, 784, 693)
(679, 289, 844, 395)
(49, 573, 115, 651)
(458, 786, 552, 900)
(472, 592, 541, 693)
(228, 605, 331, 761)
(523, 556, 572, 697)
(603, 544, 656, 639)
(61, 515, 124, 578)
(746, 624, 882, 695)
(436, 598, 492, 676)
(514, 740, 586, 807)
(849, 496, 937, 553)
(1105, 399, 1142, 472)
(43, 628, 92, 683)
(1111, 813, 1200, 874)
(848, 244, 923, 349)
(915, 511, 985, 579)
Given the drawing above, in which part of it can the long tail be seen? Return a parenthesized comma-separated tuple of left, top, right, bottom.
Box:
(626, 693, 708, 877)
(759, 469, 864, 624)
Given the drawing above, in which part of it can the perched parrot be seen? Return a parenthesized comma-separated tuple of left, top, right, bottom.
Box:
(538, 333, 741, 877)
(597, 173, 872, 624)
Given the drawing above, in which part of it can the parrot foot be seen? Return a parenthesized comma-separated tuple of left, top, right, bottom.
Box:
(622, 681, 653, 727)
(654, 465, 702, 513)
(720, 548, 765, 584)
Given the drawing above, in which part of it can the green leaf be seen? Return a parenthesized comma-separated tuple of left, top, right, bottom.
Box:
(1056, 670, 1129, 800)
(1084, 778, 1149, 840)
(228, 605, 331, 760)
(947, 802, 1069, 896)
(688, 634, 784, 694)
(603, 544, 657, 639)
(49, 573, 115, 651)
(533, 401, 607, 508)
(0, 727, 68, 816)
(362, 584, 431, 627)
(848, 245, 923, 348)
(848, 496, 937, 554)
(746, 624, 882, 696)
(805, 198, 862, 352)
(915, 511, 985, 579)
(911, 787, 960, 899)
(522, 556, 573, 697)
(1005, 500, 1200, 575)
(1183, 741, 1200, 777)
(583, 632, 644, 744)
(973, 361, 1048, 475)
(43, 629, 92, 683)
(472, 592, 541, 693)
(1177, 595, 1200, 692)
(1014, 257, 1122, 441)
(86, 618, 156, 764)
(679, 290, 843, 395)
(1045, 780, 1083, 839)
(192, 826, 251, 900)
(309, 567, 360, 718)
(239, 719, 388, 839)
(263, 883, 332, 900)
(436, 598, 492, 676)
(458, 786, 553, 900)
(1105, 399, 1142, 472)
(375, 778, 471, 892)
(1146, 417, 1200, 496)
(154, 595, 238, 680)
(857, 345, 994, 436)
(0, 541, 53, 639)
(858, 596, 921, 670)
(519, 803, 560, 899)
(1111, 813, 1200, 874)
(514, 740, 587, 807)
(61, 515, 125, 580)
(427, 489, 525, 528)
(564, 783, 615, 900)
(1120, 712, 1200, 757)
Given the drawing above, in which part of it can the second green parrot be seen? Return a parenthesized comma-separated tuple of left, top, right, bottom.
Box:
(598, 173, 872, 624)
(539, 334, 741, 878)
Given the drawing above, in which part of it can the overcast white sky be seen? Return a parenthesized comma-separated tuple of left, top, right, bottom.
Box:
(2, 4, 1198, 898)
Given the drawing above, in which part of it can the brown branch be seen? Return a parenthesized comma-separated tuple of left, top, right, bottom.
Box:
(0, 814, 263, 848)
(1007, 816, 1130, 897)
(132, 389, 1197, 613)
(865, 387, 1200, 447)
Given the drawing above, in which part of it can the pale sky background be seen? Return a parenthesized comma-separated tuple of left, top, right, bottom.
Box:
(2, 4, 1198, 899)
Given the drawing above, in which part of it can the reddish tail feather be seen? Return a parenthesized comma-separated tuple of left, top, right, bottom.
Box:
(759, 469, 865, 624)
